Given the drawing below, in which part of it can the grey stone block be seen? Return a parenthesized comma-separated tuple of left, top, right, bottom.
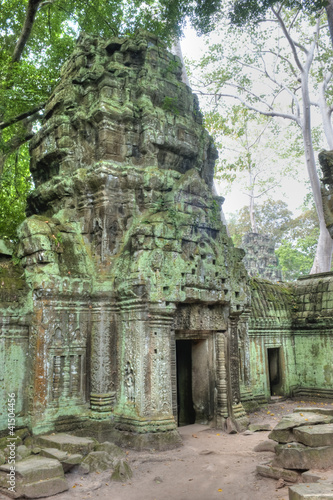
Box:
(256, 463, 300, 482)
(253, 439, 277, 452)
(249, 423, 271, 432)
(293, 424, 333, 447)
(273, 443, 333, 470)
(36, 433, 96, 456)
(269, 413, 333, 443)
(289, 483, 333, 499)
(0, 456, 68, 498)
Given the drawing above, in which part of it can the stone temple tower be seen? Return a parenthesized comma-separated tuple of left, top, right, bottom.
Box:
(0, 31, 250, 448)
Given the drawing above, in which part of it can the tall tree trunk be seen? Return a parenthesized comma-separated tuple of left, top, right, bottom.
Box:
(325, 0, 333, 50)
(248, 165, 258, 232)
(301, 66, 333, 273)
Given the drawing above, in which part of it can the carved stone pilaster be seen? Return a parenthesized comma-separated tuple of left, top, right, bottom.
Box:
(229, 316, 241, 406)
(90, 302, 118, 417)
(216, 332, 228, 427)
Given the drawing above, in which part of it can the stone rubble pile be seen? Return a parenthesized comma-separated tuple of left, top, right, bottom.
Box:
(256, 408, 333, 499)
(0, 432, 132, 498)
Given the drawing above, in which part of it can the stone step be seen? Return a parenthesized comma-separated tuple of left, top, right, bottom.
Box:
(36, 433, 96, 455)
(294, 424, 333, 447)
(273, 443, 333, 470)
(40, 447, 83, 472)
(0, 456, 68, 498)
(289, 483, 333, 499)
(302, 470, 333, 484)
(293, 408, 333, 417)
(256, 463, 300, 482)
(269, 413, 333, 443)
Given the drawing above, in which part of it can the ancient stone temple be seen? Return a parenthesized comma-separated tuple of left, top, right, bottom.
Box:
(0, 31, 250, 448)
(241, 232, 282, 282)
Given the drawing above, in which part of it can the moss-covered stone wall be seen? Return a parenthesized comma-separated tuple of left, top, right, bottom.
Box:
(249, 273, 333, 402)
(0, 31, 250, 446)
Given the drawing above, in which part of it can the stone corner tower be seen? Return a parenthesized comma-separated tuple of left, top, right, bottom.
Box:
(0, 31, 251, 449)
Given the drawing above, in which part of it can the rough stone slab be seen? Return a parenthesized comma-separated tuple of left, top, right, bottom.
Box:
(95, 441, 125, 459)
(248, 423, 271, 432)
(17, 477, 68, 499)
(81, 451, 114, 472)
(269, 413, 333, 443)
(36, 433, 96, 455)
(256, 463, 300, 482)
(0, 456, 64, 483)
(0, 456, 68, 498)
(61, 453, 83, 473)
(40, 447, 68, 461)
(294, 424, 333, 447)
(253, 439, 277, 452)
(289, 483, 333, 499)
(302, 471, 333, 484)
(294, 409, 333, 417)
(268, 429, 295, 443)
(302, 471, 322, 483)
(273, 443, 333, 470)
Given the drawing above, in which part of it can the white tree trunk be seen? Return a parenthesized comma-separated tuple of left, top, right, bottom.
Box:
(301, 65, 333, 273)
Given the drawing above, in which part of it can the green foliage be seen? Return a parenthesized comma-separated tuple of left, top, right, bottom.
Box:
(276, 207, 320, 280)
(229, 0, 327, 27)
(0, 143, 33, 240)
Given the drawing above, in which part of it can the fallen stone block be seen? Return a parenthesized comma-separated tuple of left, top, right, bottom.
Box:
(293, 409, 333, 417)
(16, 446, 31, 460)
(0, 456, 68, 498)
(269, 413, 333, 444)
(36, 433, 96, 456)
(302, 471, 322, 483)
(273, 442, 333, 470)
(40, 448, 68, 461)
(289, 483, 333, 499)
(40, 448, 82, 472)
(111, 459, 133, 482)
(81, 451, 114, 472)
(95, 441, 126, 459)
(61, 454, 83, 473)
(256, 463, 300, 482)
(294, 424, 333, 447)
(253, 439, 277, 452)
(300, 471, 333, 484)
(249, 423, 271, 432)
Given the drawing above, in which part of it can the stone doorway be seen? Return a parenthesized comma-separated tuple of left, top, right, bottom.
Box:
(267, 347, 281, 396)
(175, 334, 214, 427)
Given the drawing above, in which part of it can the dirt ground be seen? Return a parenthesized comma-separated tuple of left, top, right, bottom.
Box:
(3, 398, 333, 500)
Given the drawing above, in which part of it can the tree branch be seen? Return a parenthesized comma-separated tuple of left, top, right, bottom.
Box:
(271, 6, 303, 72)
(12, 0, 45, 62)
(194, 90, 301, 125)
(0, 103, 45, 131)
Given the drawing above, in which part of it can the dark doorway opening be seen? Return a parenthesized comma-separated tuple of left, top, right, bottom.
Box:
(267, 347, 281, 395)
(176, 340, 195, 426)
